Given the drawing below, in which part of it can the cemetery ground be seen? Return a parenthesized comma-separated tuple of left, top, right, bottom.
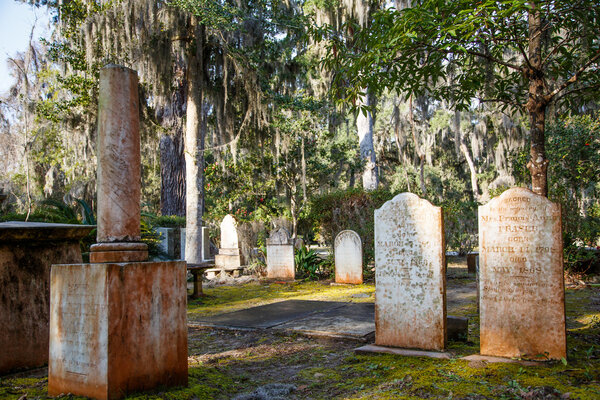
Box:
(2, 262, 600, 399)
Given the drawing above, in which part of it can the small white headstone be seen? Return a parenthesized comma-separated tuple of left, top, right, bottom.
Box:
(220, 215, 238, 250)
(334, 230, 363, 284)
(267, 227, 295, 280)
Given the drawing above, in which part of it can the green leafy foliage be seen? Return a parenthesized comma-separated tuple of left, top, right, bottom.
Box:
(143, 213, 186, 228)
(306, 188, 394, 272)
(514, 115, 600, 270)
(294, 245, 324, 281)
(317, 0, 600, 112)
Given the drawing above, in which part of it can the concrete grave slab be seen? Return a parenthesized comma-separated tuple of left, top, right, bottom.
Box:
(190, 300, 345, 330)
(190, 300, 468, 343)
(274, 302, 375, 341)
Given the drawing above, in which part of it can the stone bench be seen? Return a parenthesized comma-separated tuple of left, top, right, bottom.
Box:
(187, 261, 214, 299)
(0, 221, 94, 374)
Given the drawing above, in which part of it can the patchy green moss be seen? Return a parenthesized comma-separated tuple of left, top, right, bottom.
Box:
(2, 282, 599, 399)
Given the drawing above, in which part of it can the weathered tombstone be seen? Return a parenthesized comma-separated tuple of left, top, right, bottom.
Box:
(374, 193, 446, 351)
(215, 214, 242, 268)
(156, 227, 181, 259)
(479, 187, 566, 360)
(48, 65, 188, 400)
(334, 230, 363, 284)
(467, 252, 478, 274)
(0, 222, 93, 374)
(202, 226, 211, 260)
(267, 227, 295, 280)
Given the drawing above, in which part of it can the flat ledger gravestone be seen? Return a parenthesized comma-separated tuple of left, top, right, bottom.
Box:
(374, 193, 446, 351)
(479, 187, 566, 360)
(334, 230, 363, 284)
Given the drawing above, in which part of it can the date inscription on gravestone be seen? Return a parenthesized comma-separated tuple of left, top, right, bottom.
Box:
(374, 193, 446, 351)
(479, 187, 566, 360)
(49, 265, 108, 391)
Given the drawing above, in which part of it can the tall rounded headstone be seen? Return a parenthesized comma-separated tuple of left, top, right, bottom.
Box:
(479, 187, 566, 360)
(374, 193, 446, 351)
(334, 230, 363, 284)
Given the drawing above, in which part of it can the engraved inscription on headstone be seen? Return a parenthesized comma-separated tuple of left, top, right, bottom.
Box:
(267, 227, 295, 280)
(479, 187, 566, 360)
(374, 193, 446, 351)
(49, 266, 108, 396)
(334, 230, 363, 284)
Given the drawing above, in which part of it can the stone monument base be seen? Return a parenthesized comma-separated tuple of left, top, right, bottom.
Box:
(215, 253, 242, 268)
(0, 222, 94, 374)
(48, 261, 188, 400)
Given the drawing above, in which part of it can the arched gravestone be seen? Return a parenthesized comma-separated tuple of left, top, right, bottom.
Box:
(479, 187, 566, 360)
(374, 193, 446, 351)
(334, 230, 363, 284)
(215, 214, 242, 268)
(266, 227, 295, 280)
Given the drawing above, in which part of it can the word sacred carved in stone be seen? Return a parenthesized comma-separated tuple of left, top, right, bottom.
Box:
(478, 187, 566, 360)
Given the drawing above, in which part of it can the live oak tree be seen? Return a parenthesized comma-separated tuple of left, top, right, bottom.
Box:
(320, 0, 600, 197)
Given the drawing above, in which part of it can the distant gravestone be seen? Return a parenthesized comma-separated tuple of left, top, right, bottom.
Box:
(334, 230, 363, 284)
(215, 215, 242, 268)
(479, 187, 566, 360)
(267, 227, 295, 280)
(374, 193, 446, 351)
(201, 226, 211, 261)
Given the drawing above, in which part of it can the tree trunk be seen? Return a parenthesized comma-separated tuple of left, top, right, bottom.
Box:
(301, 135, 307, 204)
(409, 95, 426, 196)
(159, 133, 186, 216)
(356, 90, 378, 191)
(455, 110, 479, 201)
(526, 2, 549, 197)
(184, 23, 205, 264)
(460, 142, 479, 201)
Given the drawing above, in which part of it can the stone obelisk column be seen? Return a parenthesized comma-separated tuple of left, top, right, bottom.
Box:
(48, 65, 187, 400)
(89, 64, 148, 263)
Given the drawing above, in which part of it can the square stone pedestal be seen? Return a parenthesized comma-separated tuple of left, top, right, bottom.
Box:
(215, 252, 242, 268)
(48, 261, 188, 400)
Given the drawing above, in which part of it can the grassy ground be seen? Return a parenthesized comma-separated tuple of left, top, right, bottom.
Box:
(1, 266, 599, 399)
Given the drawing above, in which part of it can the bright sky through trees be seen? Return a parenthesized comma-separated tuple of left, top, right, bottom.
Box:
(0, 1, 51, 94)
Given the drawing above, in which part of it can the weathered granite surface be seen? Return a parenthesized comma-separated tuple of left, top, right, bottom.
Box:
(48, 261, 188, 399)
(334, 230, 363, 284)
(0, 222, 93, 374)
(479, 187, 566, 360)
(374, 193, 446, 351)
(95, 65, 142, 244)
